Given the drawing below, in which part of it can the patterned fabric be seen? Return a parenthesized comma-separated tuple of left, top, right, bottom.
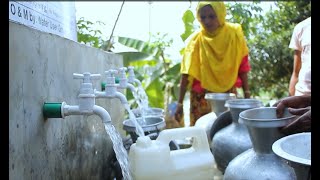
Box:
(165, 113, 185, 128)
(189, 75, 239, 126)
(189, 90, 212, 126)
(165, 102, 185, 128)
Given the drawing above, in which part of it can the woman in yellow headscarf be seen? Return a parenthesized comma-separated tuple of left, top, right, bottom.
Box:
(175, 1, 251, 126)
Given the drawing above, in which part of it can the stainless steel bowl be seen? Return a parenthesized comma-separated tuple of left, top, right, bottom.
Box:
(205, 93, 236, 116)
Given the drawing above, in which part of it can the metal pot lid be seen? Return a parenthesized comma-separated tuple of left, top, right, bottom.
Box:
(272, 132, 311, 166)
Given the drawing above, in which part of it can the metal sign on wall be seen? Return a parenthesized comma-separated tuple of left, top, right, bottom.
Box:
(9, 1, 77, 42)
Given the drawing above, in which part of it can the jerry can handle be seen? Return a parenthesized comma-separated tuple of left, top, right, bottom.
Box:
(156, 127, 210, 151)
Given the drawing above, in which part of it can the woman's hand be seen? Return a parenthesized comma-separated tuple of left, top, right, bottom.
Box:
(174, 103, 184, 122)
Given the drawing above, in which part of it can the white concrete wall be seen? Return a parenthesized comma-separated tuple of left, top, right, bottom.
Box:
(9, 21, 127, 179)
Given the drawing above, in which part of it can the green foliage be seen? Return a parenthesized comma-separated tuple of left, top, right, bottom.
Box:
(115, 34, 179, 108)
(145, 77, 165, 108)
(225, 2, 263, 38)
(76, 1, 311, 107)
(117, 36, 160, 61)
(116, 52, 150, 67)
(77, 17, 104, 48)
(180, 9, 196, 42)
(76, 17, 113, 51)
(247, 1, 311, 99)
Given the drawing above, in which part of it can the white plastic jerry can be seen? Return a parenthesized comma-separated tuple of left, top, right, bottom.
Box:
(128, 126, 215, 180)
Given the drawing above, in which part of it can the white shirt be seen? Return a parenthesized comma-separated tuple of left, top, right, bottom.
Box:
(289, 17, 311, 96)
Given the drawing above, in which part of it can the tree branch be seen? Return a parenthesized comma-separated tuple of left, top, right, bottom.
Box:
(106, 1, 125, 51)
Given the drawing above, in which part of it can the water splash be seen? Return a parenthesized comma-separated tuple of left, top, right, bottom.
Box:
(124, 104, 145, 137)
(131, 85, 150, 124)
(104, 123, 132, 180)
(136, 86, 149, 111)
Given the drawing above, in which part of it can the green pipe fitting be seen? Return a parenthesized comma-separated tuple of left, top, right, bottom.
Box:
(101, 82, 106, 91)
(43, 102, 63, 118)
(101, 78, 120, 91)
(115, 77, 120, 84)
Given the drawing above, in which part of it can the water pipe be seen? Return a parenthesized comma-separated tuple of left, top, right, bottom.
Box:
(95, 70, 128, 105)
(127, 66, 142, 87)
(117, 67, 136, 93)
(43, 72, 112, 124)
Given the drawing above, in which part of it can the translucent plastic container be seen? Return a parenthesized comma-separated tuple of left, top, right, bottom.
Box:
(129, 127, 215, 180)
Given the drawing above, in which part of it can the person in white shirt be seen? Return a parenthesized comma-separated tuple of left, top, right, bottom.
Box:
(288, 17, 311, 96)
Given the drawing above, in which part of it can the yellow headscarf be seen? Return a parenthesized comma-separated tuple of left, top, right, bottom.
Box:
(180, 1, 249, 92)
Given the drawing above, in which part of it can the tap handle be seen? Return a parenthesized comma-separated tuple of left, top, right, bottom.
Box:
(105, 70, 118, 84)
(128, 66, 136, 77)
(128, 66, 136, 83)
(118, 67, 128, 78)
(128, 66, 134, 76)
(104, 70, 111, 77)
(119, 67, 127, 72)
(128, 66, 134, 71)
(105, 69, 118, 77)
(73, 72, 101, 83)
(110, 69, 118, 77)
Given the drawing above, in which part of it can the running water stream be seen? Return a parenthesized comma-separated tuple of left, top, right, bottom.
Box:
(103, 84, 149, 180)
(101, 77, 152, 180)
(104, 123, 133, 180)
(131, 85, 150, 121)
